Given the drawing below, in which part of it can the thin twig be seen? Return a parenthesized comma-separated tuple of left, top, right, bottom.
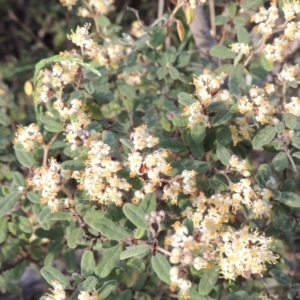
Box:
(42, 132, 60, 166)
(209, 0, 216, 38)
(283, 144, 298, 175)
(156, 246, 172, 256)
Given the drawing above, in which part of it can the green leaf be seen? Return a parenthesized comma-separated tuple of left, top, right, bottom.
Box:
(269, 269, 292, 286)
(98, 280, 117, 299)
(215, 15, 230, 25)
(248, 63, 268, 79)
(252, 126, 276, 149)
(175, 52, 191, 68)
(261, 55, 273, 71)
(271, 152, 288, 172)
(255, 164, 272, 189)
(158, 138, 187, 154)
(207, 101, 227, 112)
(15, 149, 35, 168)
(191, 123, 205, 143)
(67, 228, 84, 249)
(269, 239, 284, 254)
(233, 16, 248, 26)
(168, 159, 209, 176)
(213, 110, 232, 126)
(216, 125, 232, 145)
(127, 257, 145, 273)
(120, 244, 150, 260)
(119, 138, 134, 149)
(217, 144, 230, 166)
(178, 92, 197, 106)
(61, 159, 84, 171)
(158, 66, 169, 80)
(237, 27, 250, 44)
(284, 113, 298, 129)
(92, 88, 114, 103)
(292, 136, 300, 149)
(95, 244, 123, 278)
(241, 0, 263, 9)
(0, 192, 22, 218)
(169, 67, 180, 80)
(198, 264, 219, 295)
(17, 215, 32, 233)
(209, 175, 229, 191)
(228, 82, 241, 97)
(226, 290, 249, 300)
(271, 205, 287, 229)
(70, 276, 98, 300)
(63, 248, 76, 272)
(13, 172, 25, 187)
(229, 64, 244, 85)
(41, 266, 70, 288)
(0, 217, 8, 243)
(102, 130, 116, 149)
(164, 47, 177, 64)
(279, 192, 300, 207)
(123, 203, 148, 229)
(210, 45, 236, 59)
(84, 79, 95, 94)
(228, 3, 237, 17)
(44, 121, 64, 133)
(90, 219, 131, 240)
(186, 130, 204, 157)
(139, 193, 156, 214)
(117, 81, 136, 99)
(151, 253, 171, 284)
(119, 290, 132, 300)
(150, 28, 167, 48)
(81, 250, 96, 278)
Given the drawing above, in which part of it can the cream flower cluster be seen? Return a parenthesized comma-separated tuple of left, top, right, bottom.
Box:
(68, 24, 125, 69)
(285, 97, 300, 117)
(36, 52, 81, 103)
(130, 20, 144, 38)
(53, 98, 99, 151)
(278, 64, 300, 82)
(74, 140, 131, 206)
(162, 170, 197, 205)
(238, 84, 277, 125)
(59, 0, 77, 10)
(13, 123, 43, 152)
(27, 158, 69, 212)
(230, 43, 251, 55)
(264, 37, 291, 63)
(282, 0, 300, 21)
(45, 280, 66, 300)
(219, 226, 279, 281)
(231, 178, 273, 216)
(251, 0, 279, 37)
(229, 117, 254, 146)
(188, 0, 206, 9)
(78, 290, 99, 300)
(228, 155, 250, 177)
(128, 149, 172, 193)
(182, 69, 231, 128)
(170, 266, 192, 299)
(130, 124, 159, 150)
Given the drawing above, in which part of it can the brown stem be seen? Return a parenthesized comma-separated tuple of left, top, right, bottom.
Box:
(283, 144, 298, 175)
(42, 132, 60, 166)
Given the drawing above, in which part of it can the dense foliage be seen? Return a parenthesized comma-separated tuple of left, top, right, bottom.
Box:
(1, 0, 300, 299)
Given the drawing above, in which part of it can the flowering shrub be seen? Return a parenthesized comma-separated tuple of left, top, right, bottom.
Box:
(1, 0, 300, 299)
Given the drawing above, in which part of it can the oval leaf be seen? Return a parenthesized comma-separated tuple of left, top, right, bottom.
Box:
(151, 253, 171, 284)
(90, 219, 131, 240)
(123, 203, 148, 229)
